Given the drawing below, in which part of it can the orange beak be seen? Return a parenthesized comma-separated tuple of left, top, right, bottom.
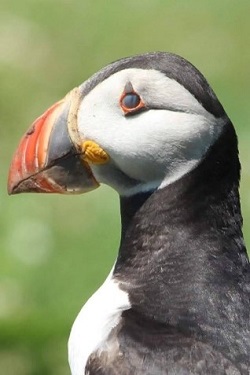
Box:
(7, 88, 99, 195)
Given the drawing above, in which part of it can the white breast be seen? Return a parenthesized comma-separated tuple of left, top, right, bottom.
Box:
(68, 267, 131, 375)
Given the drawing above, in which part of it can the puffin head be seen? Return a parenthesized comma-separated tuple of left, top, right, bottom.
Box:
(8, 52, 228, 197)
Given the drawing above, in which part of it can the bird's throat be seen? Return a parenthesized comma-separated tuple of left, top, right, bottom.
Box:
(114, 121, 248, 327)
(119, 190, 154, 244)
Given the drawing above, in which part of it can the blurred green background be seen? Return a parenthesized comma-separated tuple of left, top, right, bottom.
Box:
(1, 1, 250, 374)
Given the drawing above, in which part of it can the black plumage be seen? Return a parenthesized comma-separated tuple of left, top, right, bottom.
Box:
(86, 104, 250, 374)
(8, 52, 250, 375)
(80, 52, 225, 118)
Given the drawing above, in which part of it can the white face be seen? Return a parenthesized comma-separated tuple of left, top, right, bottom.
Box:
(77, 68, 225, 196)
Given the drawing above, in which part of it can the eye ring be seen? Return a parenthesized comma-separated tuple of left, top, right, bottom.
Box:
(120, 91, 145, 115)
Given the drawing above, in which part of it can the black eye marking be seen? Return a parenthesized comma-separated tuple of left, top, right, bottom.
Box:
(124, 81, 134, 93)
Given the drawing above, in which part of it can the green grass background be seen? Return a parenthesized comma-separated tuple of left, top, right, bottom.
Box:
(1, 1, 250, 374)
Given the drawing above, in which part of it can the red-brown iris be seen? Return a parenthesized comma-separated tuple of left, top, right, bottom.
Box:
(120, 91, 145, 115)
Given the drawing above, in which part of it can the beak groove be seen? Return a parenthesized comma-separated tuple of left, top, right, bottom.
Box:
(8, 88, 99, 195)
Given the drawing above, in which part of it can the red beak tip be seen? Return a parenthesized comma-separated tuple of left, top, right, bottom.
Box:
(7, 179, 22, 195)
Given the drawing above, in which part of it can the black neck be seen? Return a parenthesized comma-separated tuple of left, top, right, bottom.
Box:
(119, 190, 153, 244)
(115, 121, 249, 332)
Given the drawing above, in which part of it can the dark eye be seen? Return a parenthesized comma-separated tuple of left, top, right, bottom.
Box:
(120, 92, 145, 115)
(121, 93, 141, 109)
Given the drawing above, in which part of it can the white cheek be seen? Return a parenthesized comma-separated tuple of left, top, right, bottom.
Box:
(77, 68, 224, 191)
(78, 98, 223, 185)
(95, 110, 221, 182)
(78, 92, 121, 140)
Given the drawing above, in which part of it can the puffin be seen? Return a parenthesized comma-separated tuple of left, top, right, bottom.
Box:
(8, 52, 250, 375)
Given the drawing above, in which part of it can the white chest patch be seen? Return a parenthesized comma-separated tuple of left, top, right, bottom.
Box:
(68, 267, 131, 375)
